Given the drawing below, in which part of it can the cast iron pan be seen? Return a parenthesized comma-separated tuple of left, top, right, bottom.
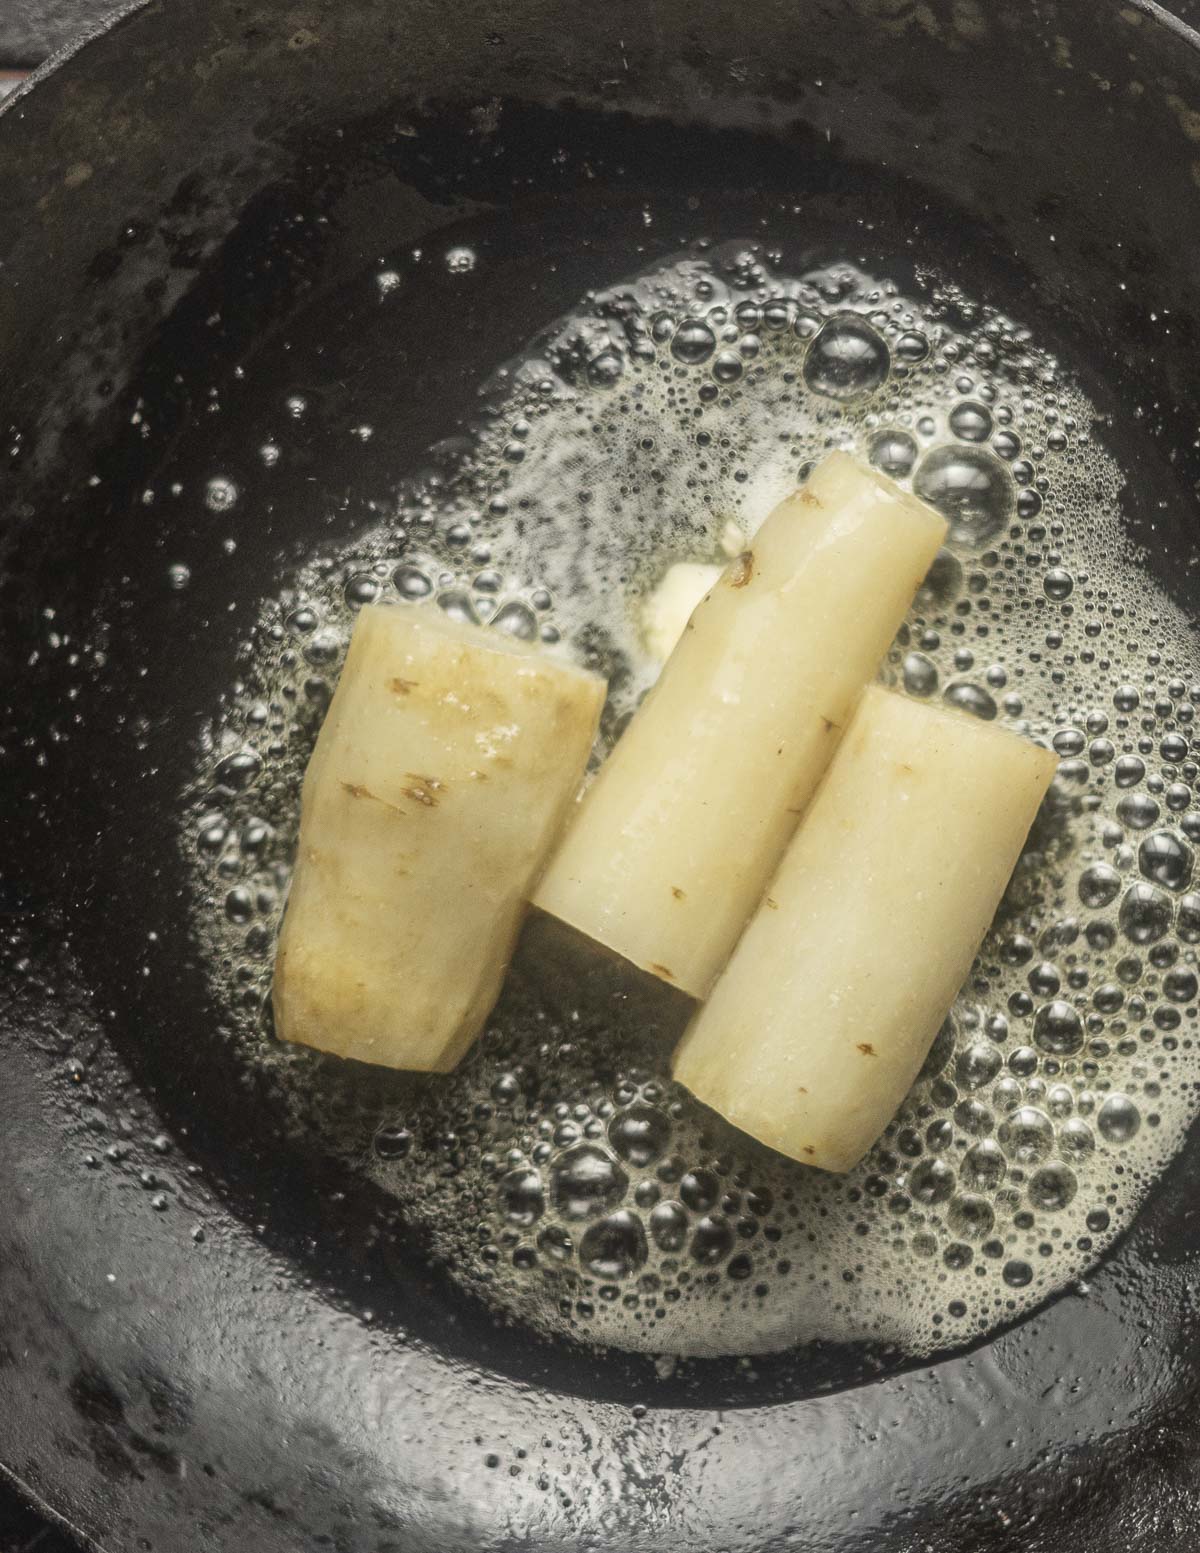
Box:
(4, 1, 1200, 1548)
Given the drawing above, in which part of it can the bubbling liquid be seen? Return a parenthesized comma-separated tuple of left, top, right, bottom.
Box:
(187, 241, 1200, 1358)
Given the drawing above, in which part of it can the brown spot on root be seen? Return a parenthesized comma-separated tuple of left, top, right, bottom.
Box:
(802, 1145, 816, 1156)
(650, 963, 675, 980)
(403, 783, 439, 808)
(765, 896, 779, 910)
(898, 761, 914, 774)
(798, 488, 821, 508)
(797, 1086, 808, 1094)
(857, 1042, 877, 1057)
(340, 782, 405, 815)
(820, 716, 836, 734)
(727, 551, 754, 588)
(389, 677, 418, 695)
(786, 806, 806, 816)
(671, 886, 686, 900)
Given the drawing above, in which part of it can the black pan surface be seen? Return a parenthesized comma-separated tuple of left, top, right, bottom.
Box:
(5, 2, 1200, 1548)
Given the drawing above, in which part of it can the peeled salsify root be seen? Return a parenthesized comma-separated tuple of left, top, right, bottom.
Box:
(273, 604, 605, 1071)
(534, 452, 948, 997)
(672, 685, 1058, 1172)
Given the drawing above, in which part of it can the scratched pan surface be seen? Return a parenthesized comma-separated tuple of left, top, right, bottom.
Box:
(4, 2, 1200, 1549)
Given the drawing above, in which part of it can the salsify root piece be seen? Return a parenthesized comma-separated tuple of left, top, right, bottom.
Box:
(273, 604, 605, 1070)
(534, 452, 948, 997)
(672, 685, 1058, 1171)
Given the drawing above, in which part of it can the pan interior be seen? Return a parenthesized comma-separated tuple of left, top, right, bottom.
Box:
(40, 99, 1198, 1382)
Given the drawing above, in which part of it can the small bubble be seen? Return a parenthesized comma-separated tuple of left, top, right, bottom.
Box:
(438, 591, 480, 625)
(679, 1169, 721, 1213)
(908, 1158, 955, 1205)
(537, 1225, 574, 1262)
(374, 1124, 412, 1160)
(499, 1166, 545, 1227)
(918, 549, 963, 607)
(942, 682, 997, 720)
(689, 1214, 735, 1265)
(1059, 1118, 1095, 1156)
(949, 402, 993, 443)
(868, 429, 918, 479)
(903, 652, 939, 697)
(961, 1140, 1007, 1189)
(579, 1211, 647, 1279)
(214, 749, 261, 791)
(1138, 831, 1193, 891)
(649, 1201, 689, 1252)
(1033, 1000, 1084, 1055)
(1115, 756, 1146, 789)
(551, 1145, 627, 1221)
(803, 315, 890, 399)
(303, 628, 341, 666)
(608, 1106, 670, 1168)
(1097, 1093, 1141, 1144)
(956, 1041, 1002, 1090)
(167, 562, 191, 591)
(490, 600, 538, 640)
(587, 350, 624, 387)
(895, 331, 930, 363)
(671, 320, 717, 365)
(394, 565, 432, 599)
(947, 1195, 995, 1239)
(1119, 883, 1173, 944)
(205, 477, 238, 513)
(446, 245, 477, 273)
(914, 446, 1013, 546)
(998, 1106, 1054, 1164)
(1116, 792, 1161, 831)
(1002, 1259, 1033, 1288)
(1164, 968, 1198, 1002)
(1043, 568, 1074, 601)
(1054, 728, 1086, 756)
(345, 574, 380, 608)
(1028, 1163, 1077, 1211)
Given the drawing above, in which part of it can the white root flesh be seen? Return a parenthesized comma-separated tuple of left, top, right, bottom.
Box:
(672, 686, 1058, 1171)
(534, 451, 948, 997)
(273, 605, 605, 1070)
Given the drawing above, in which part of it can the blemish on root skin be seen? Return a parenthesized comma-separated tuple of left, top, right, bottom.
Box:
(857, 1042, 877, 1057)
(341, 782, 405, 815)
(671, 886, 686, 900)
(650, 963, 675, 980)
(728, 551, 755, 588)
